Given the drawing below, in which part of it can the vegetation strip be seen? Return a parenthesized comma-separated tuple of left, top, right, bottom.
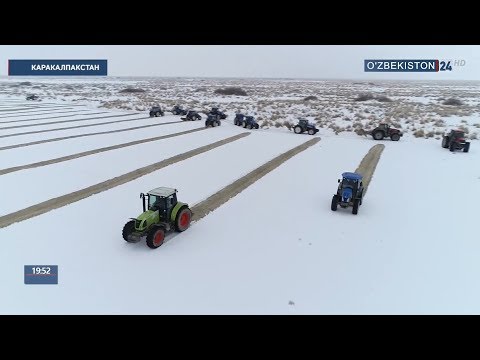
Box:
(0, 120, 187, 151)
(191, 137, 321, 222)
(0, 127, 207, 176)
(0, 107, 78, 116)
(0, 133, 250, 229)
(354, 144, 385, 194)
(0, 110, 105, 123)
(0, 113, 142, 131)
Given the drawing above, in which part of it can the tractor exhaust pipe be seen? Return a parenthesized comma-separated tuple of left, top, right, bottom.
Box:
(140, 193, 146, 212)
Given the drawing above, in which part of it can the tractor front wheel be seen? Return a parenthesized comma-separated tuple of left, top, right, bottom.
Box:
(122, 220, 136, 242)
(331, 195, 338, 211)
(255, 124, 259, 129)
(247, 123, 252, 129)
(308, 129, 315, 135)
(352, 199, 360, 215)
(442, 136, 449, 148)
(450, 142, 455, 152)
(464, 142, 470, 153)
(175, 207, 192, 232)
(391, 133, 400, 141)
(146, 227, 165, 249)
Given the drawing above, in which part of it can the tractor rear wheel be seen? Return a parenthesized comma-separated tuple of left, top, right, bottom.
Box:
(464, 142, 470, 153)
(122, 220, 136, 242)
(391, 133, 400, 141)
(242, 121, 247, 128)
(331, 195, 338, 211)
(294, 126, 303, 134)
(255, 124, 259, 129)
(216, 120, 221, 126)
(175, 207, 192, 232)
(373, 131, 384, 140)
(146, 227, 165, 249)
(205, 121, 210, 127)
(352, 199, 360, 215)
(247, 123, 252, 129)
(308, 129, 315, 135)
(442, 136, 449, 148)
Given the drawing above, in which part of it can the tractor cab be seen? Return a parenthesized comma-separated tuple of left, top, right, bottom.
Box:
(339, 172, 363, 190)
(378, 123, 390, 131)
(451, 129, 465, 140)
(142, 187, 178, 221)
(298, 118, 310, 127)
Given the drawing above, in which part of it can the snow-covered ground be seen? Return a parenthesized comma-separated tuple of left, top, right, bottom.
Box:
(0, 87, 479, 314)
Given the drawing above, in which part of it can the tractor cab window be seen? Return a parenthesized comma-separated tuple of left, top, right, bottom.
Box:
(166, 193, 177, 209)
(342, 178, 357, 188)
(149, 195, 166, 211)
(453, 131, 465, 138)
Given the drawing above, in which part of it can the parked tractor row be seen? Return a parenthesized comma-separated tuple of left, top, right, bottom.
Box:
(148, 106, 472, 153)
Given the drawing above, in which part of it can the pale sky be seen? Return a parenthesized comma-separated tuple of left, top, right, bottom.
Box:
(1, 45, 479, 80)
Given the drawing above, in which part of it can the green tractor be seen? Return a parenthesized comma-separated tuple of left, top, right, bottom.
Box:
(122, 187, 193, 249)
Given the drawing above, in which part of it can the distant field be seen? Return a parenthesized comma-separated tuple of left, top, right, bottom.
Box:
(0, 77, 479, 140)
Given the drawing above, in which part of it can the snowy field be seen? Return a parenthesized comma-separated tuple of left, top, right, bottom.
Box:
(0, 81, 479, 314)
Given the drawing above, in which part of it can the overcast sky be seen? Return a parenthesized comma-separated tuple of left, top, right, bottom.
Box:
(1, 45, 479, 80)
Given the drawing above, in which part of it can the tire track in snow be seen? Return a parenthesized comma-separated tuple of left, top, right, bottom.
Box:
(0, 120, 188, 151)
(0, 127, 207, 176)
(190, 137, 321, 222)
(0, 113, 143, 133)
(0, 110, 106, 123)
(0, 133, 250, 229)
(354, 143, 385, 195)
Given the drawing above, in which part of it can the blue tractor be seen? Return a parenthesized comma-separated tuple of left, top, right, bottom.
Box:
(331, 172, 364, 215)
(242, 116, 259, 129)
(149, 106, 164, 117)
(234, 113, 245, 126)
(294, 118, 319, 135)
(205, 114, 221, 127)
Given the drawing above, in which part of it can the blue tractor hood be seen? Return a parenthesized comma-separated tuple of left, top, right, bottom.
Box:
(342, 187, 353, 202)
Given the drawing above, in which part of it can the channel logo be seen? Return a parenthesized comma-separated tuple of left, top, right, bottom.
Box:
(364, 59, 466, 72)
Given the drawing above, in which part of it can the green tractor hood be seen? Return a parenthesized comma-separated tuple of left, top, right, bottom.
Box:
(134, 210, 159, 232)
